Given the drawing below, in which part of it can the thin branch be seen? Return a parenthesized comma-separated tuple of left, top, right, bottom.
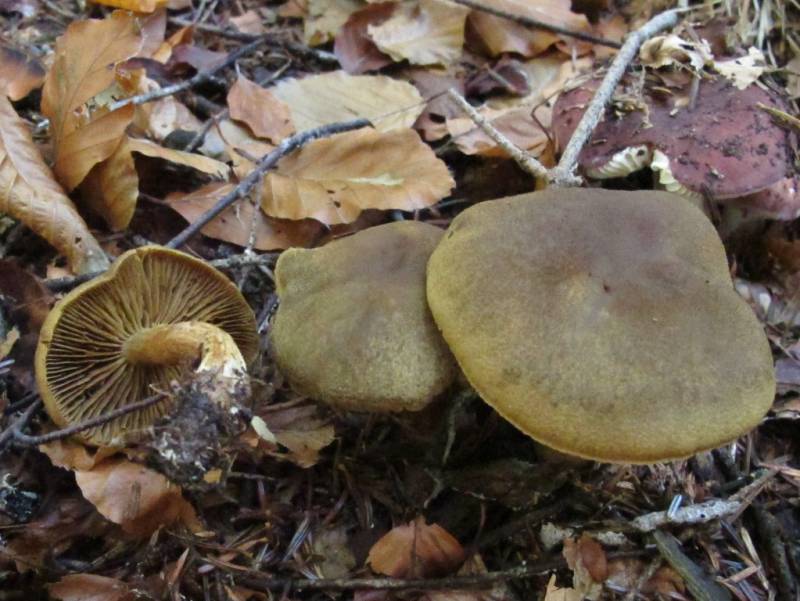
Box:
(0, 399, 42, 450)
(450, 0, 622, 49)
(12, 393, 168, 446)
(45, 252, 279, 293)
(166, 118, 371, 250)
(107, 36, 268, 112)
(631, 498, 742, 532)
(548, 9, 680, 187)
(447, 89, 549, 180)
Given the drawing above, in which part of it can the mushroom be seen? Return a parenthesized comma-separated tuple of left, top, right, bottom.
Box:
(426, 188, 775, 463)
(551, 77, 799, 220)
(35, 246, 259, 446)
(271, 221, 458, 412)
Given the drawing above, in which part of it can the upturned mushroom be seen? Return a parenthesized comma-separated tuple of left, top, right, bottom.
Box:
(426, 188, 775, 463)
(35, 247, 259, 446)
(552, 78, 799, 220)
(271, 221, 458, 412)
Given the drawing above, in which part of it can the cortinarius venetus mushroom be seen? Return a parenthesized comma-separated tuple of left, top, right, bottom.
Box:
(552, 78, 799, 219)
(426, 189, 775, 463)
(272, 221, 457, 412)
(35, 247, 259, 445)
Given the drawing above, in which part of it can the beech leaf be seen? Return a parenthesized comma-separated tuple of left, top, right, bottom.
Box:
(0, 45, 45, 101)
(80, 137, 139, 231)
(0, 96, 109, 274)
(271, 71, 424, 133)
(304, 0, 361, 46)
(227, 75, 295, 143)
(261, 127, 454, 225)
(50, 574, 134, 601)
(368, 0, 470, 66)
(41, 11, 143, 190)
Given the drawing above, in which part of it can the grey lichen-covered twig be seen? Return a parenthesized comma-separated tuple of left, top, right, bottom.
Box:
(632, 498, 742, 532)
(548, 9, 680, 187)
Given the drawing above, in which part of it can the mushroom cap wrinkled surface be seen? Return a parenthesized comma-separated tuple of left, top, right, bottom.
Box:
(35, 247, 259, 445)
(272, 221, 457, 412)
(426, 189, 775, 463)
(552, 78, 793, 200)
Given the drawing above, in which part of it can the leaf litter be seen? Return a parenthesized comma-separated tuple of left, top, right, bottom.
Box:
(0, 1, 798, 600)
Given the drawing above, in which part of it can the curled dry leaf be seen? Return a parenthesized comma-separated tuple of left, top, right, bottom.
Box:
(166, 182, 324, 250)
(271, 71, 424, 133)
(227, 75, 295, 143)
(75, 457, 200, 538)
(368, 0, 470, 66)
(467, 0, 589, 58)
(262, 127, 455, 225)
(41, 11, 143, 191)
(367, 516, 466, 578)
(334, 3, 396, 74)
(0, 45, 45, 100)
(304, 0, 362, 46)
(80, 137, 138, 231)
(128, 137, 229, 178)
(0, 96, 109, 274)
(50, 573, 134, 601)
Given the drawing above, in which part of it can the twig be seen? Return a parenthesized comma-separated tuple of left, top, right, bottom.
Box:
(0, 399, 42, 450)
(447, 89, 549, 180)
(11, 393, 168, 446)
(107, 36, 268, 112)
(45, 253, 279, 293)
(166, 118, 371, 250)
(632, 498, 743, 532)
(548, 9, 680, 187)
(450, 0, 622, 49)
(652, 531, 733, 601)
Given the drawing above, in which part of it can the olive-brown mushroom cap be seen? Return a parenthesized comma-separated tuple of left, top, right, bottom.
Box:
(427, 189, 775, 463)
(272, 221, 457, 412)
(35, 247, 259, 445)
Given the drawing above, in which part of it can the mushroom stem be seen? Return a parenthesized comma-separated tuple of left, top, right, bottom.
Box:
(123, 321, 250, 403)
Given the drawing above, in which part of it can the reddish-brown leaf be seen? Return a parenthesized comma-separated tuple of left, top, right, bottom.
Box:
(334, 3, 396, 74)
(227, 75, 295, 143)
(0, 45, 45, 101)
(50, 573, 135, 601)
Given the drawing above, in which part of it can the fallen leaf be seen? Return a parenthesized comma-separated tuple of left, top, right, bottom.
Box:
(714, 47, 766, 89)
(80, 136, 138, 231)
(75, 457, 200, 538)
(0, 259, 54, 331)
(606, 559, 685, 597)
(446, 105, 551, 158)
(227, 75, 294, 143)
(592, 14, 626, 60)
(404, 67, 465, 141)
(252, 399, 336, 467)
(41, 11, 143, 191)
(334, 2, 396, 74)
(262, 127, 454, 224)
(271, 71, 424, 133)
(50, 573, 134, 601)
(89, 0, 166, 11)
(0, 96, 109, 274)
(312, 526, 357, 577)
(543, 574, 582, 601)
(639, 34, 711, 71)
(467, 0, 589, 58)
(165, 182, 324, 250)
(304, 0, 362, 46)
(563, 534, 607, 600)
(229, 10, 267, 35)
(128, 137, 229, 178)
(39, 438, 118, 471)
(368, 0, 469, 66)
(168, 44, 227, 72)
(367, 516, 465, 578)
(0, 45, 45, 100)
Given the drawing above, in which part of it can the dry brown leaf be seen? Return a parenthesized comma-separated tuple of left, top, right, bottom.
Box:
(304, 0, 362, 46)
(446, 105, 551, 157)
(128, 137, 229, 178)
(89, 0, 166, 10)
(0, 96, 109, 274)
(229, 11, 267, 35)
(249, 400, 336, 467)
(467, 0, 589, 58)
(263, 127, 453, 224)
(41, 11, 143, 191)
(50, 573, 134, 601)
(543, 574, 582, 601)
(227, 75, 294, 143)
(368, 0, 469, 66)
(563, 534, 608, 600)
(0, 259, 54, 331)
(0, 45, 45, 101)
(367, 516, 465, 578)
(80, 137, 138, 231)
(75, 457, 200, 538)
(39, 438, 118, 471)
(271, 71, 424, 133)
(166, 182, 324, 250)
(593, 14, 626, 59)
(334, 3, 396, 74)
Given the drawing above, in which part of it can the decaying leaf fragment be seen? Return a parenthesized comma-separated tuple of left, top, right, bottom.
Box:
(227, 74, 294, 143)
(270, 71, 424, 133)
(262, 127, 455, 225)
(0, 45, 45, 100)
(367, 0, 470, 66)
(50, 573, 134, 601)
(0, 96, 109, 274)
(41, 10, 143, 191)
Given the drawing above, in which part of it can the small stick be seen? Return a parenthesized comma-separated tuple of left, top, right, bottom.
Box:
(548, 9, 680, 187)
(166, 118, 371, 250)
(108, 36, 268, 112)
(11, 393, 168, 446)
(450, 0, 622, 49)
(0, 399, 42, 450)
(631, 498, 742, 532)
(447, 89, 549, 180)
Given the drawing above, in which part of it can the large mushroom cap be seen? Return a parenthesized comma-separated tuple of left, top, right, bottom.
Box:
(427, 189, 775, 463)
(35, 247, 259, 445)
(272, 221, 458, 412)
